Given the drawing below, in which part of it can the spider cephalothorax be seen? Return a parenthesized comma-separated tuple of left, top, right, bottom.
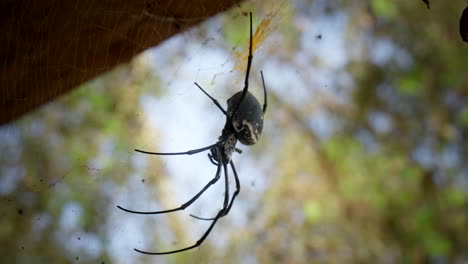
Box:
(117, 12, 267, 255)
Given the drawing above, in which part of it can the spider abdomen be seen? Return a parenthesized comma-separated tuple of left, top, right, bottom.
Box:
(227, 91, 264, 146)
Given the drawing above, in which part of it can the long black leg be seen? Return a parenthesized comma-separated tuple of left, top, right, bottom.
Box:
(135, 208, 225, 255)
(190, 160, 240, 221)
(134, 155, 230, 255)
(207, 148, 241, 167)
(208, 153, 218, 166)
(189, 163, 230, 221)
(194, 82, 227, 115)
(117, 147, 222, 214)
(222, 163, 230, 211)
(134, 143, 218, 156)
(231, 12, 253, 117)
(260, 71, 268, 114)
(190, 214, 213, 221)
(223, 161, 241, 216)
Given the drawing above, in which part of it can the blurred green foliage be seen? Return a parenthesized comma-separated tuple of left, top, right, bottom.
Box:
(1, 0, 467, 263)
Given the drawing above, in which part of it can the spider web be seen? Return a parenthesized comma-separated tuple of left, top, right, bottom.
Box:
(4, 1, 465, 263)
(0, 1, 283, 263)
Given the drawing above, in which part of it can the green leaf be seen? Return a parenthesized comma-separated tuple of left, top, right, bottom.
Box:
(423, 231, 451, 256)
(398, 77, 422, 95)
(371, 0, 397, 19)
(458, 107, 468, 127)
(447, 188, 465, 207)
(304, 200, 322, 223)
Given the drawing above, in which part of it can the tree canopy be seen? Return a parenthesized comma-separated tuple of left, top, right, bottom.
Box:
(1, 0, 467, 263)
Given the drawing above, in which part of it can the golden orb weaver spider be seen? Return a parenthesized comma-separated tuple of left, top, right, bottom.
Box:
(117, 12, 267, 255)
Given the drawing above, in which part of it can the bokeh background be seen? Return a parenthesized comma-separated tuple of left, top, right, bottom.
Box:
(1, 0, 468, 263)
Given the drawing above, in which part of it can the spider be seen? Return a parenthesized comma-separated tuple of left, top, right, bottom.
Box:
(117, 12, 267, 255)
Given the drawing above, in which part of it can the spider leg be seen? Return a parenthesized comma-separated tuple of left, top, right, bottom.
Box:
(231, 12, 253, 117)
(194, 82, 227, 115)
(135, 209, 226, 255)
(190, 214, 214, 221)
(190, 163, 230, 221)
(260, 71, 268, 114)
(207, 148, 241, 166)
(134, 155, 230, 255)
(222, 162, 230, 210)
(224, 161, 241, 216)
(207, 153, 218, 166)
(134, 143, 218, 156)
(190, 160, 240, 221)
(117, 146, 222, 214)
